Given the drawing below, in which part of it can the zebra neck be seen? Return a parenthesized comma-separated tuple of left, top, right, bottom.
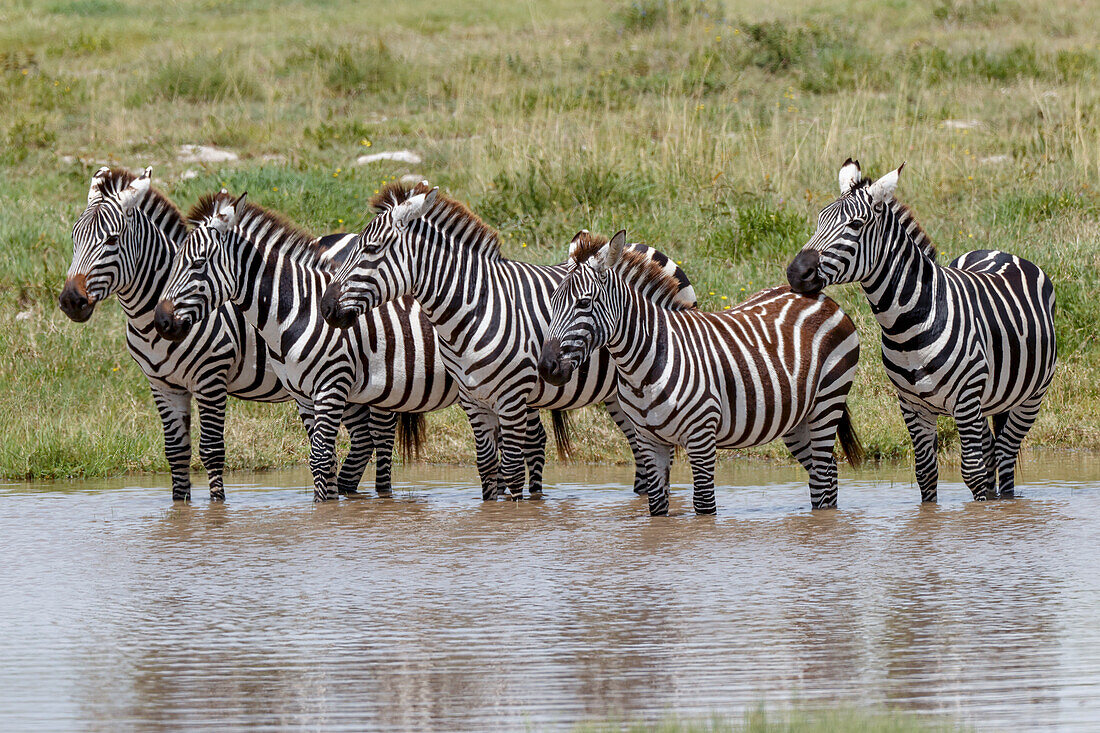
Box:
(407, 241, 508, 346)
(604, 283, 665, 385)
(860, 215, 946, 336)
(116, 210, 183, 326)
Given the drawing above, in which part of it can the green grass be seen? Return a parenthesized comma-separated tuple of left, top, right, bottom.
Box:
(576, 705, 962, 732)
(0, 0, 1097, 479)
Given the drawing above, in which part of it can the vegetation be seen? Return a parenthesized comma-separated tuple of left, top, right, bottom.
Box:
(0, 0, 1097, 480)
(577, 705, 963, 732)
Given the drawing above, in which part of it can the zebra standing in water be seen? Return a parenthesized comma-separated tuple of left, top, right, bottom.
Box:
(319, 182, 699, 501)
(538, 230, 863, 516)
(154, 191, 461, 502)
(61, 167, 388, 501)
(787, 160, 1057, 501)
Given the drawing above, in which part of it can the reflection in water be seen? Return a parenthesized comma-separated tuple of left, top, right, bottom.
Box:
(1, 455, 1099, 730)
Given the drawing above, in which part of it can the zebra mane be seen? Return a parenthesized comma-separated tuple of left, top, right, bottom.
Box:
(571, 231, 697, 311)
(370, 181, 502, 259)
(92, 167, 187, 235)
(188, 192, 337, 269)
(891, 199, 937, 258)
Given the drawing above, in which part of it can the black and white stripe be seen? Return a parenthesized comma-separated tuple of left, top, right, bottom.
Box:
(538, 231, 863, 516)
(787, 159, 1057, 501)
(320, 182, 699, 501)
(61, 167, 384, 501)
(154, 191, 459, 502)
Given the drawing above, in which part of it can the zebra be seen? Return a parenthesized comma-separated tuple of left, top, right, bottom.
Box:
(319, 182, 700, 502)
(537, 230, 863, 516)
(786, 159, 1057, 501)
(152, 190, 463, 502)
(60, 166, 392, 501)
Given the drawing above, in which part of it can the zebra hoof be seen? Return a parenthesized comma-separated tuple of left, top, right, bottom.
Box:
(172, 492, 191, 502)
(528, 490, 544, 500)
(376, 490, 393, 499)
(337, 487, 361, 497)
(210, 490, 225, 502)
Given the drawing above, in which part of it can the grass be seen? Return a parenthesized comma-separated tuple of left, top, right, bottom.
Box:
(0, 0, 1097, 480)
(576, 705, 962, 732)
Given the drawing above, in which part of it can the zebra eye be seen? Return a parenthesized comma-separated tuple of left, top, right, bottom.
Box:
(850, 218, 866, 230)
(577, 297, 592, 309)
(192, 256, 207, 268)
(103, 235, 119, 247)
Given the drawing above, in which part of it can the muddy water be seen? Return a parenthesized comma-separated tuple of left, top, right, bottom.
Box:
(2, 454, 1099, 731)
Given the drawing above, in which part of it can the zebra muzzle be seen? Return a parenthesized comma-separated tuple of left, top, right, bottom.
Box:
(538, 339, 574, 386)
(153, 299, 191, 342)
(786, 249, 825, 295)
(59, 277, 96, 323)
(320, 282, 357, 330)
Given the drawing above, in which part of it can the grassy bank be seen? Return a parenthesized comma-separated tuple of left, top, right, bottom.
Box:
(0, 0, 1097, 480)
(577, 705, 962, 732)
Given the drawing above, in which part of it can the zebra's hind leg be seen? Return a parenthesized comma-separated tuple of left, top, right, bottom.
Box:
(151, 386, 193, 502)
(900, 402, 939, 503)
(463, 401, 501, 500)
(498, 406, 534, 501)
(993, 394, 1046, 498)
(525, 410, 547, 498)
(366, 409, 397, 497)
(605, 396, 650, 495)
(308, 398, 346, 502)
(782, 422, 823, 508)
(336, 404, 383, 497)
(685, 436, 718, 515)
(954, 397, 993, 501)
(195, 389, 229, 501)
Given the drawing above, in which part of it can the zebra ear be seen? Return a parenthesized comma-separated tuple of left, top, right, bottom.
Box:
(568, 230, 589, 262)
(211, 192, 243, 233)
(594, 230, 627, 274)
(393, 186, 438, 226)
(87, 166, 111, 204)
(839, 158, 862, 194)
(869, 163, 904, 205)
(118, 167, 152, 212)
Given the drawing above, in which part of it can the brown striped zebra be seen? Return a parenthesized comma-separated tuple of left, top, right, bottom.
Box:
(538, 230, 863, 516)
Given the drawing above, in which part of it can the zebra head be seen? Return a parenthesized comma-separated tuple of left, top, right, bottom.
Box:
(61, 166, 153, 322)
(787, 159, 903, 295)
(539, 230, 627, 386)
(321, 182, 438, 329)
(154, 191, 243, 342)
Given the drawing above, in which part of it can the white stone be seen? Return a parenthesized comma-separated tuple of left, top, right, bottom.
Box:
(979, 155, 1011, 165)
(15, 309, 33, 322)
(59, 154, 76, 164)
(180, 169, 199, 180)
(260, 153, 286, 164)
(941, 119, 983, 129)
(178, 145, 239, 163)
(399, 174, 424, 186)
(355, 150, 422, 166)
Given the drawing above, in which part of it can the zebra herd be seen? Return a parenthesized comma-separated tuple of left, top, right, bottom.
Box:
(60, 160, 1057, 516)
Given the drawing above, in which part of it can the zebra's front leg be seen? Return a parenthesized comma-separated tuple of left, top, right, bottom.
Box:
(981, 418, 998, 495)
(524, 411, 548, 498)
(605, 396, 650, 495)
(954, 400, 992, 501)
(195, 389, 229, 501)
(900, 402, 939, 503)
(308, 398, 346, 502)
(636, 432, 673, 516)
(685, 436, 718, 515)
(498, 407, 535, 501)
(993, 394, 1046, 499)
(151, 386, 193, 502)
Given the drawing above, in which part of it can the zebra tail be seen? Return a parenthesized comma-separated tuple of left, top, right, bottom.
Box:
(397, 413, 426, 463)
(837, 404, 865, 468)
(551, 410, 574, 462)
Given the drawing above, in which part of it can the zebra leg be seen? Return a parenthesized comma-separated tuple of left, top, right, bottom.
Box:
(605, 396, 650, 495)
(308, 399, 345, 502)
(151, 386, 193, 502)
(955, 402, 992, 501)
(463, 401, 501, 500)
(498, 407, 534, 500)
(635, 433, 672, 516)
(194, 390, 229, 501)
(336, 404, 381, 497)
(525, 411, 547, 498)
(685, 438, 718, 515)
(993, 394, 1045, 498)
(782, 422, 825, 508)
(900, 402, 939, 503)
(981, 418, 998, 495)
(367, 409, 398, 497)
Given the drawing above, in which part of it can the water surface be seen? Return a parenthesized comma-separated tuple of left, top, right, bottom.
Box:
(2, 454, 1099, 731)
